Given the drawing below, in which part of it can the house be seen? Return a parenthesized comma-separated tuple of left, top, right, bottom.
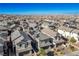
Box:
(0, 26, 8, 43)
(58, 26, 79, 42)
(63, 20, 77, 29)
(0, 21, 7, 26)
(38, 28, 56, 53)
(0, 43, 3, 56)
(0, 26, 8, 31)
(11, 30, 33, 56)
(38, 32, 54, 53)
(37, 28, 67, 54)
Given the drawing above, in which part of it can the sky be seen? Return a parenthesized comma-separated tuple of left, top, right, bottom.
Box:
(0, 3, 79, 15)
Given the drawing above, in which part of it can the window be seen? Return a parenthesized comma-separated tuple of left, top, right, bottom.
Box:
(19, 44, 22, 47)
(45, 40, 48, 43)
(25, 42, 28, 48)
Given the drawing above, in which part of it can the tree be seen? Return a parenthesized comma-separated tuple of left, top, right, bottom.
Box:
(69, 37, 76, 43)
(60, 51, 64, 55)
(38, 48, 46, 56)
(69, 45, 76, 52)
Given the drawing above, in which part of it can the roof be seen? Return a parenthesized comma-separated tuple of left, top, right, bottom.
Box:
(72, 29, 79, 34)
(41, 28, 57, 39)
(10, 24, 16, 29)
(39, 29, 66, 47)
(58, 26, 72, 32)
(0, 21, 7, 26)
(14, 35, 24, 45)
(39, 32, 54, 47)
(39, 32, 50, 40)
(11, 30, 32, 45)
(20, 31, 32, 41)
(29, 22, 37, 28)
(11, 30, 21, 41)
(53, 38, 65, 44)
(0, 26, 8, 30)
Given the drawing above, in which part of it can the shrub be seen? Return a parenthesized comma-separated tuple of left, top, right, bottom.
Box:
(38, 48, 46, 56)
(69, 37, 76, 43)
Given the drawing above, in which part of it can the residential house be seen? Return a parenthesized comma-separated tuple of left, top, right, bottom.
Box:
(11, 30, 33, 56)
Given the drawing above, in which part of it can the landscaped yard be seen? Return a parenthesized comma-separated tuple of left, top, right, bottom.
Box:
(53, 44, 78, 56)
